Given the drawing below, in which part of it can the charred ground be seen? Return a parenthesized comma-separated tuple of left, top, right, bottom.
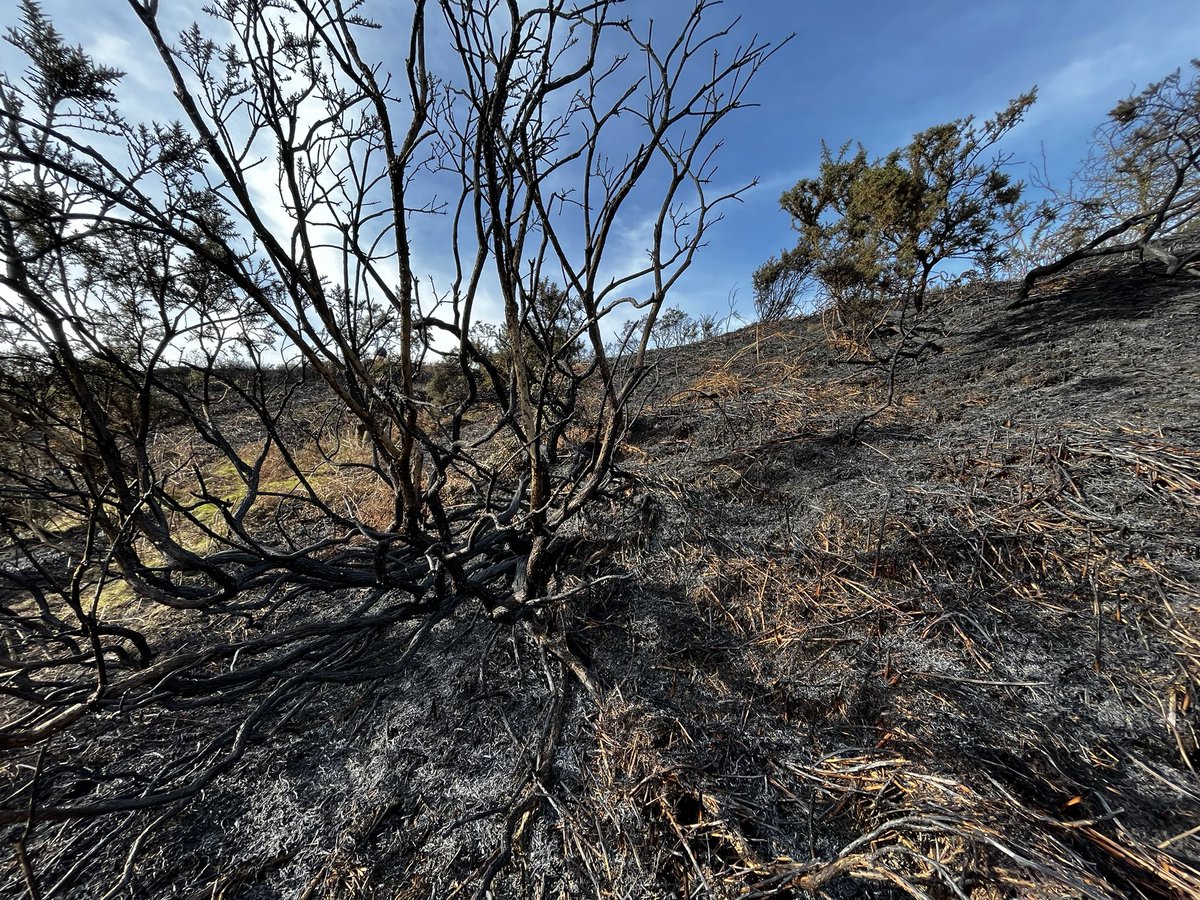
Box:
(3, 256, 1199, 898)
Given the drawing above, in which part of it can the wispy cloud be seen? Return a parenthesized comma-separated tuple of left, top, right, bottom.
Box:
(6, 0, 1200, 331)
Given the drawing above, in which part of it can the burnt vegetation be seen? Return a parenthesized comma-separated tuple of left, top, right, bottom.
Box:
(1, 2, 1199, 898)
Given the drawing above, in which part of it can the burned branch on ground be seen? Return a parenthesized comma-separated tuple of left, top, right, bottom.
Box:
(1019, 61, 1200, 301)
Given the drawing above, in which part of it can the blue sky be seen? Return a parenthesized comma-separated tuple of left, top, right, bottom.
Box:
(4, 0, 1200, 326)
(689, 0, 1200, 318)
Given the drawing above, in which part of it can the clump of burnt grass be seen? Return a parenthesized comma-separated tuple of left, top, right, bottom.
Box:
(556, 407, 1200, 897)
(549, 267, 1200, 896)
(5, 262, 1196, 899)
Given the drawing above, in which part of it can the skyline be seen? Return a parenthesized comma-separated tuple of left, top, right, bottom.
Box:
(682, 0, 1200, 318)
(2, 1, 1199, 327)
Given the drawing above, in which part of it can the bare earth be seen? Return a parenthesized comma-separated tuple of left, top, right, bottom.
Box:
(5, 256, 1199, 898)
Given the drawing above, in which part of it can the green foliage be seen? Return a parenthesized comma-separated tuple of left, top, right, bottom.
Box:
(521, 277, 583, 373)
(475, 278, 582, 388)
(429, 279, 583, 410)
(758, 92, 1037, 327)
(425, 351, 486, 409)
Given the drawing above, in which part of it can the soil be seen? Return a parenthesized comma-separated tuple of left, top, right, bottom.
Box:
(3, 256, 1199, 898)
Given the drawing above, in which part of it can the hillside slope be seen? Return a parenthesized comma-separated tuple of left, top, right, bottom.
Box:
(8, 258, 1198, 899)
(579, 258, 1200, 897)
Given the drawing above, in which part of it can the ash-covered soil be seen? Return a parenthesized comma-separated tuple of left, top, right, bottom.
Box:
(6, 258, 1199, 899)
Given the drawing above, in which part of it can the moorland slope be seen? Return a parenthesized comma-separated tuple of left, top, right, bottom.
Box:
(6, 255, 1199, 900)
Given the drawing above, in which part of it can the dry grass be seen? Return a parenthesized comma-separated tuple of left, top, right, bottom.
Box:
(558, 402, 1200, 897)
(6, 260, 1197, 899)
(158, 428, 406, 549)
(686, 368, 753, 399)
